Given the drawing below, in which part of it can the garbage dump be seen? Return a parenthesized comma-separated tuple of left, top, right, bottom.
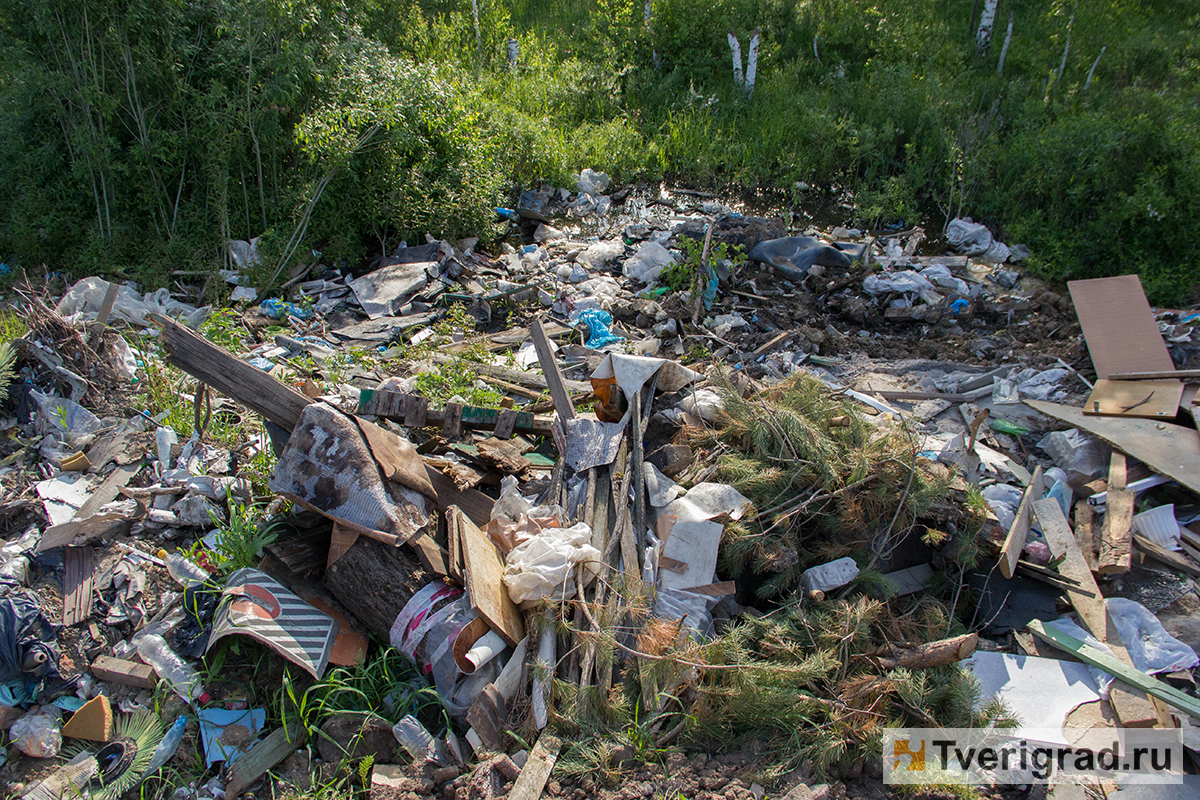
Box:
(2, 181, 1200, 798)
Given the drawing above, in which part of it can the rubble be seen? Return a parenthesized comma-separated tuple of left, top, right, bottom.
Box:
(2, 182, 1200, 797)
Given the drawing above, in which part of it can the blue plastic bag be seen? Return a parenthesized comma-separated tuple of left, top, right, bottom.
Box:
(258, 298, 312, 320)
(576, 309, 624, 349)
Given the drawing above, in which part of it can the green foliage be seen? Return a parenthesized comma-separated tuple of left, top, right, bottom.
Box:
(208, 501, 281, 575)
(0, 344, 15, 405)
(0, 0, 1198, 299)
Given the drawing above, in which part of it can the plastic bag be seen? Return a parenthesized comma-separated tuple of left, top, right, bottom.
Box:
(56, 277, 209, 329)
(576, 240, 625, 269)
(1107, 597, 1200, 674)
(680, 388, 724, 422)
(862, 271, 933, 296)
(486, 477, 562, 552)
(31, 391, 102, 445)
(10, 706, 61, 758)
(504, 523, 600, 603)
(576, 308, 624, 349)
(946, 217, 1011, 263)
(576, 168, 610, 196)
(622, 242, 675, 283)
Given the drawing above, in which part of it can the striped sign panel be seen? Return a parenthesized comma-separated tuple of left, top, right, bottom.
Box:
(208, 568, 337, 678)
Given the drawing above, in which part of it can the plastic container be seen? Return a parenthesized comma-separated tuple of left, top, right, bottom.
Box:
(1133, 504, 1182, 550)
(137, 634, 210, 704)
(145, 715, 187, 773)
(158, 551, 210, 589)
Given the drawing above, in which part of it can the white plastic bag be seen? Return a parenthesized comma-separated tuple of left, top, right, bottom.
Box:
(863, 271, 933, 296)
(946, 217, 1011, 263)
(622, 242, 676, 283)
(1107, 597, 1200, 674)
(576, 168, 611, 196)
(504, 523, 600, 603)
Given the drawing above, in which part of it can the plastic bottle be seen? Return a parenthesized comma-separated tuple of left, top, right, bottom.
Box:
(136, 635, 210, 704)
(145, 715, 187, 773)
(157, 551, 210, 589)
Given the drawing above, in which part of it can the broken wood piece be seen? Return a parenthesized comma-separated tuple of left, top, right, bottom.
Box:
(1015, 561, 1096, 597)
(89, 656, 155, 690)
(1028, 619, 1200, 720)
(1074, 501, 1098, 572)
(507, 734, 562, 800)
(153, 314, 314, 430)
(1030, 497, 1158, 728)
(360, 390, 554, 436)
(1133, 534, 1200, 577)
(879, 633, 977, 669)
(493, 408, 518, 440)
(681, 581, 736, 596)
(225, 717, 307, 797)
(454, 507, 524, 647)
(1098, 452, 1133, 575)
(1025, 400, 1200, 497)
(1110, 369, 1200, 381)
(531, 317, 575, 420)
(476, 437, 532, 474)
(443, 402, 463, 439)
(998, 466, 1044, 579)
(62, 546, 94, 627)
(750, 331, 792, 357)
(1084, 379, 1183, 419)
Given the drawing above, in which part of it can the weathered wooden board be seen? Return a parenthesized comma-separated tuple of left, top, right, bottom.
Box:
(998, 466, 1045, 579)
(1083, 379, 1182, 419)
(454, 507, 524, 647)
(1025, 400, 1200, 496)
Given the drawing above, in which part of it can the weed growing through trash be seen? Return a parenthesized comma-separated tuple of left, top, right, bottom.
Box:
(200, 307, 247, 352)
(207, 502, 282, 575)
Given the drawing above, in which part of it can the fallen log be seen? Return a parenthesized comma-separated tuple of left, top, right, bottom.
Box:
(878, 633, 978, 669)
(323, 534, 430, 642)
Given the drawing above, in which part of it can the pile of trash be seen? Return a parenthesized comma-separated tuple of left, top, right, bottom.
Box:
(1, 172, 1200, 798)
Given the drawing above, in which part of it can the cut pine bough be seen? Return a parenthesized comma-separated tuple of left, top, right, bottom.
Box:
(1027, 619, 1200, 720)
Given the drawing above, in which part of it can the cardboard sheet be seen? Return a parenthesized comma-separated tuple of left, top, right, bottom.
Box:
(657, 483, 751, 590)
(1068, 275, 1174, 380)
(967, 650, 1101, 746)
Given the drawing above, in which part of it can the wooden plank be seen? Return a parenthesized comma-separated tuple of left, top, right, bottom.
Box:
(508, 734, 562, 800)
(447, 510, 464, 583)
(530, 317, 576, 421)
(62, 546, 94, 627)
(1074, 501, 1098, 572)
(90, 655, 155, 689)
(1098, 452, 1133, 575)
(1025, 400, 1200, 496)
(424, 463, 494, 528)
(682, 581, 736, 596)
(154, 314, 314, 430)
(1083, 379, 1183, 419)
(493, 408, 518, 440)
(998, 466, 1044, 579)
(1031, 498, 1158, 728)
(361, 390, 553, 436)
(1133, 534, 1200, 578)
(225, 718, 307, 797)
(443, 402, 463, 439)
(454, 507, 525, 647)
(429, 353, 592, 395)
(404, 395, 428, 428)
(1111, 369, 1200, 381)
(1068, 275, 1174, 380)
(1028, 619, 1200, 720)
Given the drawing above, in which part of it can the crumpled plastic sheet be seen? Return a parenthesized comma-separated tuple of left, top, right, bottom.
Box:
(258, 298, 313, 320)
(946, 217, 1012, 263)
(863, 270, 933, 296)
(0, 592, 63, 700)
(56, 277, 208, 328)
(503, 523, 600, 604)
(575, 308, 624, 348)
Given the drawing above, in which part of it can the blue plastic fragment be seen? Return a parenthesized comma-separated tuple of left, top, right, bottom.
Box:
(575, 308, 625, 348)
(258, 298, 312, 320)
(496, 208, 520, 221)
(950, 298, 969, 315)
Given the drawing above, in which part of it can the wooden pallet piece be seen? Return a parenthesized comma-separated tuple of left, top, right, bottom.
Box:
(454, 507, 525, 647)
(530, 317, 576, 421)
(62, 546, 94, 627)
(225, 718, 307, 797)
(493, 408, 518, 440)
(1031, 498, 1158, 728)
(998, 466, 1044, 579)
(508, 734, 562, 800)
(1074, 501, 1098, 572)
(1098, 452, 1133, 575)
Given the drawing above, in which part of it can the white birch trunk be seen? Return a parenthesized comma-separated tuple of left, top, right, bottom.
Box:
(471, 0, 480, 50)
(745, 27, 760, 100)
(996, 12, 1013, 76)
(1085, 45, 1106, 91)
(727, 30, 744, 88)
(976, 0, 998, 55)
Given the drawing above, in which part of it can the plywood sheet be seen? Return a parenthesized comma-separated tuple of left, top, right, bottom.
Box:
(1025, 400, 1200, 496)
(1083, 379, 1182, 419)
(1068, 275, 1174, 380)
(454, 507, 524, 647)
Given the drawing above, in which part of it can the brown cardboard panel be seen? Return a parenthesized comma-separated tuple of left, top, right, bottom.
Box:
(1068, 275, 1174, 380)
